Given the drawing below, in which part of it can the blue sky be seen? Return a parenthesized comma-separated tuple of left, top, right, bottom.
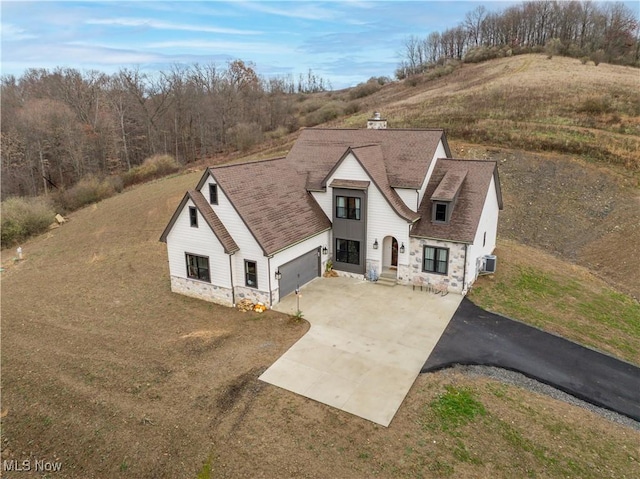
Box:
(0, 1, 631, 89)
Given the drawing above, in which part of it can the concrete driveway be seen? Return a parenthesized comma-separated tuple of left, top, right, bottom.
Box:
(259, 276, 461, 426)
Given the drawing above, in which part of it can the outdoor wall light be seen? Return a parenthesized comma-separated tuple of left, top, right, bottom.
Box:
(399, 243, 405, 254)
(322, 246, 328, 255)
(275, 270, 282, 280)
(373, 239, 379, 249)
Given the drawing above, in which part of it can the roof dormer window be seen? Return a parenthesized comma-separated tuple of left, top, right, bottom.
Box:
(433, 201, 450, 223)
(431, 169, 466, 225)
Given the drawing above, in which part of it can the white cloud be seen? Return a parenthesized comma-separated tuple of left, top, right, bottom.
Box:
(3, 41, 160, 65)
(238, 1, 337, 21)
(145, 40, 295, 56)
(85, 17, 261, 35)
(0, 23, 38, 41)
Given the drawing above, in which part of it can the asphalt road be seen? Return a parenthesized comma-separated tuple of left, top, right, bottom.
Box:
(422, 298, 640, 422)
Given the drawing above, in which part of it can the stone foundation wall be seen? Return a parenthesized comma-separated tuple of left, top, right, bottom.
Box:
(397, 264, 411, 285)
(170, 276, 233, 307)
(408, 239, 466, 294)
(334, 269, 367, 281)
(234, 286, 270, 306)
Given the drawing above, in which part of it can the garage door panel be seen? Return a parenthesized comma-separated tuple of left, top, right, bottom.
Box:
(279, 249, 320, 298)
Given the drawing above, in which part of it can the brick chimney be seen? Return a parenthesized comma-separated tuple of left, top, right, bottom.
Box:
(367, 111, 387, 129)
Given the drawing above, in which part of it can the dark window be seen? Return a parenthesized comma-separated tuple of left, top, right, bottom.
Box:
(245, 260, 258, 288)
(186, 253, 210, 282)
(423, 246, 449, 274)
(336, 239, 360, 265)
(189, 206, 198, 227)
(434, 202, 448, 222)
(336, 196, 361, 220)
(209, 184, 218, 204)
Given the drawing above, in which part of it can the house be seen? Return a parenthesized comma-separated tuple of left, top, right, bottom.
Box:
(160, 114, 503, 307)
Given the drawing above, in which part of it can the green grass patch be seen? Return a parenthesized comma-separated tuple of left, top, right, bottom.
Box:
(196, 455, 213, 479)
(470, 250, 640, 364)
(426, 386, 486, 433)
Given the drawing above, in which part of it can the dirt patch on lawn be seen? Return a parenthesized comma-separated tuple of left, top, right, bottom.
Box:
(452, 143, 640, 300)
(2, 161, 638, 478)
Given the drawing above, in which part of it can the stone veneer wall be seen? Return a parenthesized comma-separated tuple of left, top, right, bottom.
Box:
(271, 288, 279, 306)
(171, 276, 233, 307)
(234, 286, 270, 306)
(397, 264, 411, 285)
(408, 238, 466, 293)
(334, 269, 366, 281)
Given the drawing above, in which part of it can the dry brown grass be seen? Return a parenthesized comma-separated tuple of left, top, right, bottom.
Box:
(2, 57, 639, 477)
(340, 55, 640, 172)
(2, 171, 639, 478)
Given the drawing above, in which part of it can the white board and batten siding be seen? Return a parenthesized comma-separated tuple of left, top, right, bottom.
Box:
(165, 198, 231, 288)
(272, 231, 330, 272)
(326, 152, 411, 273)
(310, 190, 332, 220)
(200, 174, 269, 294)
(394, 188, 419, 211)
(465, 175, 500, 286)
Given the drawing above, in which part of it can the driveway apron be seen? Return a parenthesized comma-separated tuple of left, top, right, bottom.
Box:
(259, 276, 461, 426)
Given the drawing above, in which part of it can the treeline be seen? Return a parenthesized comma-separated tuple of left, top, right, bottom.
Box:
(397, 0, 639, 78)
(0, 61, 330, 199)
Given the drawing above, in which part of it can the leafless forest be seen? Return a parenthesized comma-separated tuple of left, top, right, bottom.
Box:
(397, 1, 638, 76)
(1, 0, 638, 199)
(0, 60, 332, 198)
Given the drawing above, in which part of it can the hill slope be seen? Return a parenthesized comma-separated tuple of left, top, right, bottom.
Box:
(340, 55, 640, 172)
(299, 55, 640, 298)
(2, 55, 639, 478)
(1, 172, 638, 478)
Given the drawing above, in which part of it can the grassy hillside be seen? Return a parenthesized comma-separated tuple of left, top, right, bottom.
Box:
(338, 55, 640, 172)
(2, 54, 639, 478)
(289, 55, 640, 299)
(469, 239, 639, 364)
(2, 173, 638, 478)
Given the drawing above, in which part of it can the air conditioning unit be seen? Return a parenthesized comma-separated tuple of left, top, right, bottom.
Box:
(480, 255, 497, 274)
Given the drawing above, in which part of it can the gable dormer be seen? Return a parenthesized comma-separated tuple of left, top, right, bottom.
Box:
(430, 169, 467, 224)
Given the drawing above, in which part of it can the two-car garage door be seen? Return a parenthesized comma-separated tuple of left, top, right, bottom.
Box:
(279, 248, 320, 299)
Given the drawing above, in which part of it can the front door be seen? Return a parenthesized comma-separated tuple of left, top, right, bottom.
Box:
(391, 238, 398, 268)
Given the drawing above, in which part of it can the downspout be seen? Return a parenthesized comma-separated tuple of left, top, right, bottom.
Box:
(267, 256, 273, 308)
(416, 190, 420, 211)
(462, 244, 468, 294)
(229, 253, 235, 306)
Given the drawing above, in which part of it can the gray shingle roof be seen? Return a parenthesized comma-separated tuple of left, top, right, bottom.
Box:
(164, 129, 498, 255)
(329, 179, 370, 189)
(287, 128, 450, 190)
(411, 159, 502, 244)
(159, 190, 239, 254)
(209, 158, 332, 256)
(431, 170, 467, 202)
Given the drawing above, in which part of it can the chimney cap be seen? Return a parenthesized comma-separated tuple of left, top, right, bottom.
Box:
(367, 111, 387, 129)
